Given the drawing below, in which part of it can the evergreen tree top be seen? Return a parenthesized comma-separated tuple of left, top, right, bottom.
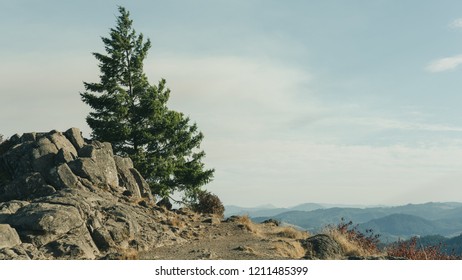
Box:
(81, 6, 214, 202)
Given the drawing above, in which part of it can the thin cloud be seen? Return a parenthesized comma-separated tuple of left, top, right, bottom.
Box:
(425, 54, 462, 72)
(449, 18, 462, 28)
(146, 54, 320, 136)
(348, 117, 462, 132)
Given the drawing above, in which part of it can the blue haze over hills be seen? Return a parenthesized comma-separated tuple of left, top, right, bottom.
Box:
(226, 202, 462, 243)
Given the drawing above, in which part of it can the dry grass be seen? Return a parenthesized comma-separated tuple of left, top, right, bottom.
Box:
(119, 248, 139, 260)
(274, 226, 309, 240)
(233, 216, 309, 259)
(131, 197, 144, 204)
(272, 240, 306, 259)
(235, 215, 261, 235)
(323, 220, 381, 258)
(166, 216, 186, 228)
(127, 196, 154, 208)
(235, 216, 310, 245)
(325, 228, 368, 257)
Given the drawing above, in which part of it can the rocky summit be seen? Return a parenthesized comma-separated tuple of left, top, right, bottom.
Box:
(0, 128, 402, 260)
(0, 128, 191, 259)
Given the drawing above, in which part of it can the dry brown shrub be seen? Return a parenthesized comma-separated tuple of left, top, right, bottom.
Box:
(192, 191, 225, 217)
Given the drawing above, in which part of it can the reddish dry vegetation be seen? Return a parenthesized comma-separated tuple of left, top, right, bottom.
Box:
(330, 219, 460, 260)
(386, 237, 460, 260)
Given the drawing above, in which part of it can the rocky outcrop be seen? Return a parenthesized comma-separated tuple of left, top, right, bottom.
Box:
(0, 128, 184, 259)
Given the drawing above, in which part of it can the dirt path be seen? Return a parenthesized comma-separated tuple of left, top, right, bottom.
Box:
(139, 215, 309, 260)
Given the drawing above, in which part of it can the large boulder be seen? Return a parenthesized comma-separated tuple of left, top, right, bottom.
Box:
(302, 234, 344, 260)
(0, 128, 179, 259)
(7, 203, 86, 245)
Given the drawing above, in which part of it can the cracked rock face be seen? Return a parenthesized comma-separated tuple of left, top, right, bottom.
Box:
(0, 128, 177, 259)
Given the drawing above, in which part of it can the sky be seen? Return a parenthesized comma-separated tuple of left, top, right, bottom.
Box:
(3, 1, 462, 207)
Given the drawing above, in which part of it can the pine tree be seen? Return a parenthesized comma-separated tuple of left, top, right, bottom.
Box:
(81, 6, 214, 201)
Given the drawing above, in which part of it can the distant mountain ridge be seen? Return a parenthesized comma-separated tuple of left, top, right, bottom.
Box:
(358, 214, 439, 242)
(225, 202, 374, 218)
(226, 202, 462, 242)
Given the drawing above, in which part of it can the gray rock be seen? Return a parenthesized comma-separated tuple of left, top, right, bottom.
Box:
(90, 226, 115, 251)
(68, 158, 115, 188)
(1, 142, 35, 178)
(44, 225, 99, 260)
(0, 200, 30, 223)
(0, 200, 30, 215)
(302, 234, 344, 260)
(113, 155, 154, 202)
(73, 141, 118, 187)
(130, 168, 154, 202)
(47, 132, 78, 158)
(114, 156, 142, 198)
(19, 132, 36, 143)
(64, 128, 85, 150)
(48, 163, 79, 190)
(31, 136, 59, 175)
(0, 247, 30, 260)
(0, 128, 189, 260)
(54, 148, 75, 164)
(0, 243, 50, 260)
(8, 203, 84, 246)
(0, 172, 56, 202)
(8, 134, 21, 144)
(102, 205, 141, 244)
(0, 224, 22, 249)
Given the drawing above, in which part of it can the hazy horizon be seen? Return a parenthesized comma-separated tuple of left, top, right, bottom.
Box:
(3, 1, 462, 207)
(226, 200, 462, 209)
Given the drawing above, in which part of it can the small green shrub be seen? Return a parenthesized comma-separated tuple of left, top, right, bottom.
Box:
(191, 191, 225, 217)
